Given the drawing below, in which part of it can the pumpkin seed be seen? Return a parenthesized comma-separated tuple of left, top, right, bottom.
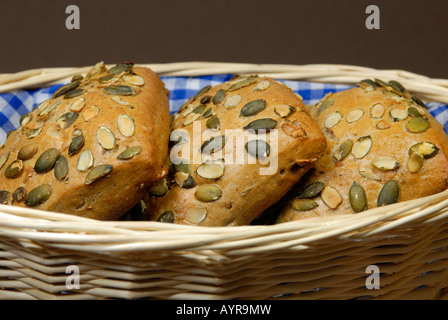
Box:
(197, 159, 225, 179)
(200, 95, 211, 104)
(372, 156, 400, 171)
(111, 96, 131, 106)
(182, 112, 201, 127)
(321, 186, 343, 209)
(54, 156, 69, 181)
(57, 112, 79, 129)
(18, 144, 38, 161)
(63, 88, 86, 99)
(212, 89, 226, 105)
(359, 167, 380, 181)
(173, 158, 192, 174)
(201, 107, 213, 119)
(5, 160, 23, 179)
(240, 99, 266, 117)
(245, 140, 270, 158)
(39, 101, 60, 116)
(194, 85, 212, 100)
(376, 120, 390, 130)
(281, 123, 306, 138)
(123, 73, 145, 86)
(409, 142, 439, 159)
(228, 77, 256, 91)
(0, 190, 12, 205)
(299, 181, 325, 199)
(71, 74, 83, 82)
(156, 211, 175, 223)
(180, 104, 194, 116)
(182, 174, 197, 189)
(374, 78, 391, 89)
(407, 151, 424, 173)
(201, 135, 226, 154)
(104, 85, 136, 96)
(96, 126, 116, 149)
(20, 113, 32, 126)
(389, 108, 408, 122)
(254, 80, 270, 92)
(359, 79, 377, 91)
(206, 116, 220, 130)
(83, 105, 100, 121)
(117, 146, 142, 160)
(98, 74, 117, 83)
(316, 98, 334, 115)
(117, 114, 135, 137)
(26, 127, 42, 139)
(185, 207, 207, 224)
(150, 178, 169, 197)
(35, 99, 50, 112)
(407, 106, 424, 118)
(274, 105, 296, 118)
(377, 180, 399, 207)
(192, 104, 206, 114)
(349, 182, 367, 213)
(324, 111, 342, 128)
(0, 151, 10, 170)
(70, 98, 86, 112)
(406, 117, 429, 133)
(333, 139, 353, 162)
(24, 184, 51, 207)
(224, 95, 242, 108)
(174, 172, 189, 187)
(34, 148, 60, 173)
(195, 185, 222, 202)
(12, 187, 26, 202)
(243, 118, 278, 133)
(108, 63, 133, 74)
(411, 95, 427, 109)
(85, 165, 113, 185)
(370, 103, 385, 118)
(291, 198, 318, 211)
(86, 61, 107, 78)
(352, 136, 372, 159)
(388, 80, 406, 95)
(69, 135, 85, 155)
(347, 109, 364, 123)
(53, 81, 81, 99)
(77, 149, 94, 171)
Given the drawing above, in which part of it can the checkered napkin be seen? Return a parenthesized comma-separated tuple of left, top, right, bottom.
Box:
(1, 74, 447, 144)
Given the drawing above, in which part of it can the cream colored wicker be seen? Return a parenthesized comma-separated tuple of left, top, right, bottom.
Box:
(1, 62, 448, 300)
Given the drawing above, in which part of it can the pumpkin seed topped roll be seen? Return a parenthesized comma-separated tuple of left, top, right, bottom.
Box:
(0, 61, 171, 220)
(276, 79, 448, 223)
(143, 75, 327, 226)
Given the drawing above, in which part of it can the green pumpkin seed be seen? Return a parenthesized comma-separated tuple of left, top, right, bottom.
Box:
(34, 148, 60, 173)
(0, 190, 12, 205)
(156, 211, 175, 223)
(77, 149, 94, 171)
(18, 144, 38, 161)
(96, 126, 116, 149)
(57, 112, 79, 129)
(206, 116, 220, 130)
(192, 104, 206, 114)
(212, 89, 226, 105)
(201, 135, 226, 154)
(182, 174, 197, 189)
(347, 109, 364, 123)
(39, 101, 60, 116)
(228, 77, 256, 91)
(71, 74, 83, 82)
(407, 151, 424, 173)
(359, 79, 377, 91)
(245, 140, 270, 158)
(333, 139, 353, 162)
(372, 156, 400, 171)
(174, 171, 189, 187)
(0, 151, 10, 170)
(24, 184, 51, 207)
(150, 178, 169, 197)
(194, 85, 212, 100)
(117, 146, 142, 160)
(243, 118, 278, 133)
(200, 95, 211, 104)
(108, 63, 133, 74)
(26, 127, 42, 139)
(352, 136, 372, 159)
(316, 98, 334, 115)
(104, 85, 136, 96)
(173, 158, 192, 174)
(240, 99, 266, 117)
(5, 160, 23, 179)
(12, 187, 26, 202)
(53, 81, 81, 99)
(291, 198, 318, 211)
(85, 165, 113, 185)
(86, 61, 107, 78)
(196, 159, 225, 180)
(117, 114, 135, 137)
(324, 111, 343, 128)
(374, 78, 391, 89)
(54, 156, 69, 181)
(370, 103, 385, 118)
(69, 135, 85, 155)
(63, 88, 86, 99)
(299, 181, 325, 199)
(185, 207, 207, 224)
(409, 142, 439, 159)
(195, 185, 222, 202)
(349, 182, 367, 213)
(182, 112, 201, 126)
(274, 104, 296, 118)
(407, 106, 424, 118)
(411, 95, 427, 109)
(98, 74, 117, 83)
(388, 80, 406, 95)
(201, 107, 213, 119)
(377, 180, 399, 207)
(122, 73, 145, 86)
(406, 117, 429, 133)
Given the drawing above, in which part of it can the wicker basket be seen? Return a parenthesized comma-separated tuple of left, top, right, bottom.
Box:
(1, 62, 448, 300)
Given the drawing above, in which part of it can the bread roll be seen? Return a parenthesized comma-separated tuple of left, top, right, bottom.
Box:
(143, 75, 327, 226)
(276, 79, 448, 222)
(0, 61, 171, 220)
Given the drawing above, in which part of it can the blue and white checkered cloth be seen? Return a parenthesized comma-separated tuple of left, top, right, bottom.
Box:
(1, 75, 448, 144)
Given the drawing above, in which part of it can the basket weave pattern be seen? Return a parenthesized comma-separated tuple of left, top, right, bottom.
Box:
(1, 62, 448, 300)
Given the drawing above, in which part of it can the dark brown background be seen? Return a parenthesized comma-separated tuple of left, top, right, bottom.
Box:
(0, 0, 447, 78)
